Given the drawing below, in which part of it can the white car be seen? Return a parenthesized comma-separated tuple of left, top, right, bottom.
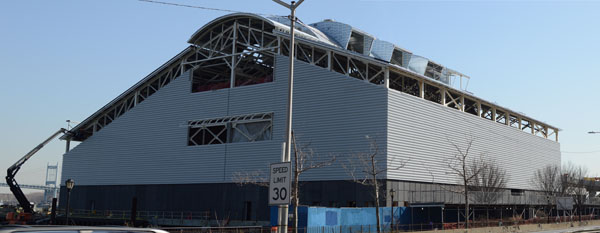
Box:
(0, 226, 170, 233)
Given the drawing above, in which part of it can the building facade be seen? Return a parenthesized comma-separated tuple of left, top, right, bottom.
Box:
(60, 13, 561, 221)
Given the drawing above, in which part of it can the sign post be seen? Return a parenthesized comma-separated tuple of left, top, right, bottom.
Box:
(269, 162, 291, 206)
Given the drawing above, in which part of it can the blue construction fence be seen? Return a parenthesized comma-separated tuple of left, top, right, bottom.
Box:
(271, 206, 432, 233)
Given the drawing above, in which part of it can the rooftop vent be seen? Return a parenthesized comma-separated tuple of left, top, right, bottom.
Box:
(347, 31, 365, 54)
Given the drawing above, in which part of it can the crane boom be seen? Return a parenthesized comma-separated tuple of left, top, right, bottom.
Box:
(6, 128, 71, 213)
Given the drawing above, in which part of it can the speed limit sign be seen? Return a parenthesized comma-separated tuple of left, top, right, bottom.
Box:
(269, 162, 291, 205)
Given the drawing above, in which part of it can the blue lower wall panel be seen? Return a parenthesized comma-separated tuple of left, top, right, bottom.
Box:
(271, 206, 411, 233)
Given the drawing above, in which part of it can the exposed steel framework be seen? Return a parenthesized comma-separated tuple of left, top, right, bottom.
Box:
(66, 14, 559, 143)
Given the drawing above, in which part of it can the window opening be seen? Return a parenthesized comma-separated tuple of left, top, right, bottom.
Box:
(481, 104, 493, 120)
(313, 47, 328, 68)
(509, 115, 519, 128)
(138, 87, 149, 103)
(402, 75, 420, 97)
(389, 71, 419, 97)
(296, 43, 313, 64)
(521, 118, 532, 132)
(188, 124, 228, 146)
(332, 53, 348, 75)
(496, 110, 506, 124)
(424, 61, 444, 81)
(188, 113, 273, 146)
(348, 58, 367, 81)
(424, 83, 442, 104)
(262, 33, 278, 53)
(463, 97, 479, 116)
(548, 128, 557, 140)
(234, 48, 274, 87)
(231, 121, 272, 143)
(390, 49, 404, 67)
(511, 189, 524, 196)
(534, 123, 547, 138)
(191, 59, 231, 92)
(389, 71, 402, 91)
(281, 38, 290, 57)
(367, 64, 384, 85)
(347, 31, 365, 54)
(445, 91, 463, 111)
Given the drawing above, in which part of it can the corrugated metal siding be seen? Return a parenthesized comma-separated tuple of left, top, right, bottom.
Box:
(62, 53, 559, 189)
(62, 54, 388, 185)
(290, 56, 388, 181)
(386, 90, 561, 190)
(62, 68, 287, 185)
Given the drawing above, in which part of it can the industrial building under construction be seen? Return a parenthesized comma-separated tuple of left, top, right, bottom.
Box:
(56, 13, 564, 222)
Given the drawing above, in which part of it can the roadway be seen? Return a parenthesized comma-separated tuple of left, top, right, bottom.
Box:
(534, 225, 600, 233)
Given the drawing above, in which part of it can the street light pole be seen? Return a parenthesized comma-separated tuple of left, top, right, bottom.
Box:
(390, 189, 395, 232)
(546, 195, 551, 224)
(271, 1, 304, 233)
(65, 179, 75, 225)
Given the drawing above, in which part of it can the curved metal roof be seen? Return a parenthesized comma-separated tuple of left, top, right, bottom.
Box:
(187, 13, 339, 47)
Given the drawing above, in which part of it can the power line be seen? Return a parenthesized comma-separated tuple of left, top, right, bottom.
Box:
(137, 0, 280, 17)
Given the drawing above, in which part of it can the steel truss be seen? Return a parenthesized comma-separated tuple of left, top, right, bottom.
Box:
(188, 112, 273, 145)
(75, 15, 559, 142)
(186, 18, 278, 92)
(77, 17, 278, 140)
(283, 35, 558, 141)
(75, 48, 195, 140)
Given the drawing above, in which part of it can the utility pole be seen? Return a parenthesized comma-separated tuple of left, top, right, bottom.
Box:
(272, 1, 304, 233)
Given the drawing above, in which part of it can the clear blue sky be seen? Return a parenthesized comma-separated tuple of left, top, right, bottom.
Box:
(1, 0, 599, 193)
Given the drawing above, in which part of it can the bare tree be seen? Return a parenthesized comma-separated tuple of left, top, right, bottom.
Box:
(343, 136, 406, 233)
(290, 131, 335, 233)
(531, 164, 561, 222)
(532, 164, 561, 196)
(562, 162, 589, 222)
(232, 131, 335, 233)
(469, 158, 507, 205)
(445, 136, 486, 229)
(469, 158, 508, 223)
(232, 170, 269, 187)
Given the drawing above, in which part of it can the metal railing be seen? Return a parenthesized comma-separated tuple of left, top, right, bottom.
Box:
(407, 190, 600, 205)
(59, 209, 211, 221)
(49, 207, 600, 232)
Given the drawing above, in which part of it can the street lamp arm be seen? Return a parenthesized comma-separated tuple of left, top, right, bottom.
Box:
(272, 0, 291, 8)
(272, 0, 304, 10)
(588, 131, 600, 134)
(293, 0, 305, 9)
